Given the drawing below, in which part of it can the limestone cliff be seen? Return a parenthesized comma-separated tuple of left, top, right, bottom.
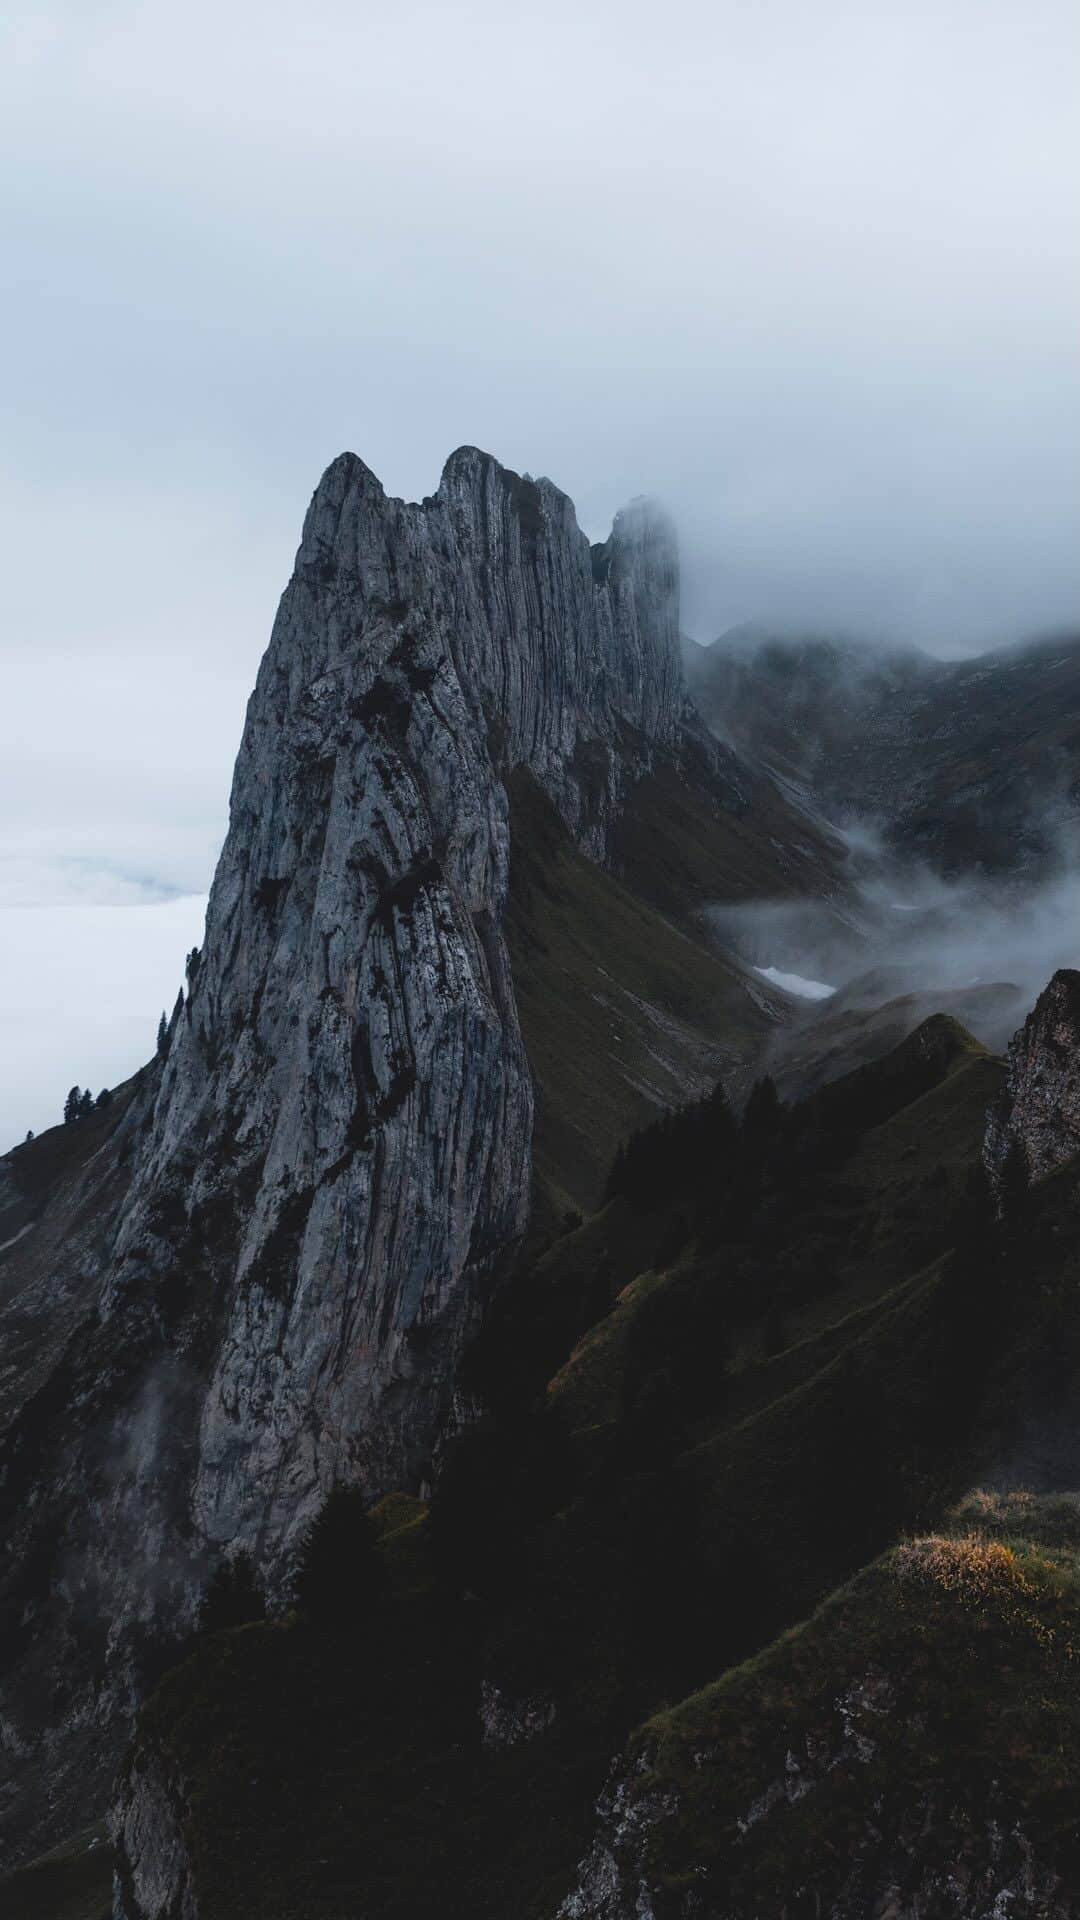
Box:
(0, 446, 751, 1867)
(104, 447, 686, 1555)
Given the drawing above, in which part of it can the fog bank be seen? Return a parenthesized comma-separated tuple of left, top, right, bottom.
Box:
(713, 853, 1080, 1063)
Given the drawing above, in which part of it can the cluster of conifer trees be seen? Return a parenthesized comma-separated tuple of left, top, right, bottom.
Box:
(62, 1085, 111, 1124)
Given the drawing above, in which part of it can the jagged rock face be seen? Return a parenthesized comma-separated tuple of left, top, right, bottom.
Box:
(985, 969, 1080, 1188)
(0, 448, 690, 1867)
(102, 448, 683, 1564)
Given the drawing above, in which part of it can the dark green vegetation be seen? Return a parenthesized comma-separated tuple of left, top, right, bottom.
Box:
(626, 1495, 1080, 1913)
(197, 1552, 266, 1634)
(290, 1486, 383, 1626)
(62, 1087, 96, 1125)
(94, 1005, 1080, 1917)
(504, 762, 837, 1218)
(504, 766, 764, 1217)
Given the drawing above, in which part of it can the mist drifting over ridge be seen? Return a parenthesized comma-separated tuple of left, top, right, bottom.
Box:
(694, 618, 1080, 1069)
(2, 0, 1079, 935)
(712, 842, 1080, 1059)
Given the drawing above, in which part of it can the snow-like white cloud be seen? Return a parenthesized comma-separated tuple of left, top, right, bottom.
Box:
(755, 966, 836, 1003)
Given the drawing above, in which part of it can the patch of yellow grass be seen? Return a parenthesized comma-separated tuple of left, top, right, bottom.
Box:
(896, 1533, 1071, 1658)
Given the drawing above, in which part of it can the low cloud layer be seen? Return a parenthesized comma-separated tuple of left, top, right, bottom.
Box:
(1, 3, 1077, 1138)
(713, 846, 1080, 1063)
(2, 1, 1079, 911)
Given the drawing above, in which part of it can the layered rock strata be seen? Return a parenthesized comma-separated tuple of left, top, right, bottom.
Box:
(0, 447, 703, 1865)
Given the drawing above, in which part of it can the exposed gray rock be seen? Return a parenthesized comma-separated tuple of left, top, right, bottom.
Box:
(0, 445, 705, 1869)
(102, 446, 685, 1563)
(110, 1749, 197, 1920)
(557, 1756, 675, 1920)
(985, 969, 1080, 1189)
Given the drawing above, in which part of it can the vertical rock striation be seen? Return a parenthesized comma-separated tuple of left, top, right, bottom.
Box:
(984, 969, 1080, 1190)
(1, 446, 694, 1866)
(103, 447, 684, 1562)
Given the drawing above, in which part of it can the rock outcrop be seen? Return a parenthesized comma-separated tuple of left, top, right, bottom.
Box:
(560, 1765, 1071, 1920)
(110, 1749, 197, 1920)
(984, 969, 1080, 1189)
(0, 446, 730, 1867)
(103, 446, 685, 1557)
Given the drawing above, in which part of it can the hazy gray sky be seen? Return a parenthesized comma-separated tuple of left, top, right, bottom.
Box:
(1, 0, 1078, 1137)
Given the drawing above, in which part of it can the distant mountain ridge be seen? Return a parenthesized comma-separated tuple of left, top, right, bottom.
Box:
(686, 626, 1080, 876)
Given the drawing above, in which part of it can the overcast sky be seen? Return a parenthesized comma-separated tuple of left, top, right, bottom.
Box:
(1, 0, 1078, 1142)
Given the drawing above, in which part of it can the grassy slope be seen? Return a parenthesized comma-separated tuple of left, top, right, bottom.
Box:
(624, 1495, 1080, 1912)
(787, 1018, 1003, 1336)
(104, 1018, 1040, 1920)
(504, 769, 770, 1216)
(612, 734, 841, 917)
(549, 1019, 1003, 1439)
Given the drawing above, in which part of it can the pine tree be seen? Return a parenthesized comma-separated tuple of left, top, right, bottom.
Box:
(78, 1089, 94, 1119)
(1000, 1137, 1032, 1232)
(742, 1075, 782, 1147)
(63, 1087, 82, 1125)
(606, 1142, 627, 1202)
(157, 1011, 169, 1060)
(291, 1487, 383, 1628)
(95, 1088, 113, 1109)
(704, 1078, 737, 1147)
(197, 1552, 266, 1634)
(945, 1163, 998, 1306)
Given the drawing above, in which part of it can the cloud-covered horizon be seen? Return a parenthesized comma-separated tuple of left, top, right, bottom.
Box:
(1, 0, 1078, 928)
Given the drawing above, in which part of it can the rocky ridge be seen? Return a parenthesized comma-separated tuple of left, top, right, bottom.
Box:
(0, 445, 775, 1868)
(104, 445, 689, 1555)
